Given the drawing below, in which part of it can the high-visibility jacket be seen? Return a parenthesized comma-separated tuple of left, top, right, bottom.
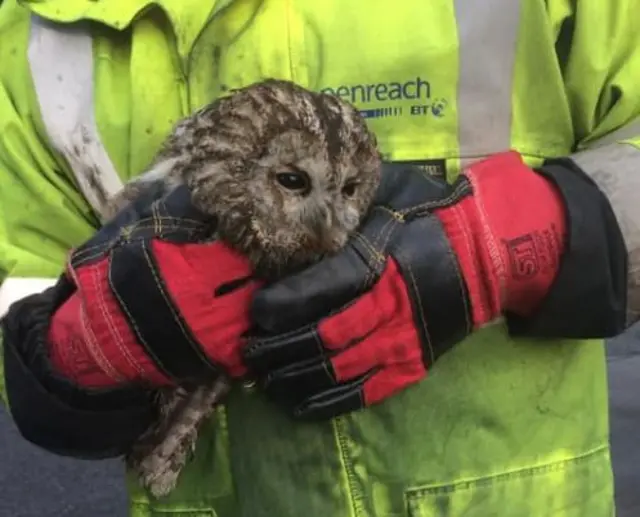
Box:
(1, 0, 640, 515)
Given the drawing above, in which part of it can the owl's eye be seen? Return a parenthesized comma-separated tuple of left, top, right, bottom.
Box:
(276, 171, 310, 194)
(342, 181, 358, 198)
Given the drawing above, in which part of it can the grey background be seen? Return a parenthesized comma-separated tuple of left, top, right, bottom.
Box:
(1, 326, 639, 517)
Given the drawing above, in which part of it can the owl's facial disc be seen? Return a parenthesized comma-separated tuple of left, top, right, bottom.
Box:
(269, 163, 347, 254)
(232, 126, 379, 277)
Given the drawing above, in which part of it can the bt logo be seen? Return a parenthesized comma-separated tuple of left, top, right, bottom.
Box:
(320, 77, 447, 120)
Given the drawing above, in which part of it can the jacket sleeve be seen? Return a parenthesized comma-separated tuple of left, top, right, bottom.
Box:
(507, 1, 640, 338)
(0, 11, 154, 457)
(0, 40, 93, 405)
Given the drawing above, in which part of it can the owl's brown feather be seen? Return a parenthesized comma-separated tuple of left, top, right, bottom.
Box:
(106, 79, 381, 279)
(101, 79, 382, 497)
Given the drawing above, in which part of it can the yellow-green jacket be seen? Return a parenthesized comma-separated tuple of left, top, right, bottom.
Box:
(1, 0, 640, 515)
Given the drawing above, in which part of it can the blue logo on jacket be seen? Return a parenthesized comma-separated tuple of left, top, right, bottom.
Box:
(320, 77, 447, 119)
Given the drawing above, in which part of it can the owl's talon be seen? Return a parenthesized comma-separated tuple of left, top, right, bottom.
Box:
(137, 439, 193, 498)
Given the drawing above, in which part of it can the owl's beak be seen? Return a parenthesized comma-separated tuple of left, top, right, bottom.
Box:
(319, 228, 348, 254)
(309, 207, 345, 253)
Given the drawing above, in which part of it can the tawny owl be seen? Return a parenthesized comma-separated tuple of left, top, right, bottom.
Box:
(100, 78, 382, 497)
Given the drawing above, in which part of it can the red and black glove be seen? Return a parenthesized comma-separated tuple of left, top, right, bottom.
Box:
(47, 240, 257, 388)
(45, 189, 261, 389)
(243, 151, 627, 420)
(1, 184, 260, 457)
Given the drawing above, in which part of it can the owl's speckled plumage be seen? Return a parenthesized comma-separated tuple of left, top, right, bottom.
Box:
(105, 78, 381, 278)
(102, 79, 382, 497)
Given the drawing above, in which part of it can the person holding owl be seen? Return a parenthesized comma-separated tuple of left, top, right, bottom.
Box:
(0, 1, 639, 516)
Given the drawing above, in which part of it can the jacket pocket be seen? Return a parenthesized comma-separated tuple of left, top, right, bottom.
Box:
(405, 446, 614, 517)
(127, 407, 235, 517)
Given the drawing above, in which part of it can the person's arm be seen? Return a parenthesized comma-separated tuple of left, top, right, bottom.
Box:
(559, 137, 640, 327)
(0, 4, 264, 458)
(445, 0, 640, 340)
(241, 3, 640, 419)
(545, 0, 640, 326)
(0, 34, 157, 457)
(0, 89, 259, 458)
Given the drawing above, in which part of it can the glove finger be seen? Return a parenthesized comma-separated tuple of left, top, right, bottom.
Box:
(257, 328, 394, 406)
(318, 258, 411, 350)
(251, 245, 375, 334)
(293, 363, 426, 420)
(258, 322, 420, 407)
(292, 373, 373, 420)
(243, 325, 329, 375)
(244, 257, 409, 372)
(331, 324, 423, 381)
(361, 361, 426, 406)
(261, 356, 340, 409)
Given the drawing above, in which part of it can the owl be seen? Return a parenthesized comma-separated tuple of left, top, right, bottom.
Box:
(100, 78, 382, 497)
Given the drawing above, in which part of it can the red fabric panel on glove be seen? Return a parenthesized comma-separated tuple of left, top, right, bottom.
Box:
(434, 151, 567, 327)
(318, 258, 427, 405)
(49, 259, 171, 387)
(150, 240, 258, 377)
(48, 241, 258, 388)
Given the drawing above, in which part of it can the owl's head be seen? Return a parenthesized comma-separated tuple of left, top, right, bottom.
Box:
(160, 79, 382, 279)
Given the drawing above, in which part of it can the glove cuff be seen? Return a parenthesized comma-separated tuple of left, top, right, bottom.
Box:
(506, 157, 628, 338)
(47, 270, 173, 388)
(1, 277, 154, 457)
(434, 151, 567, 327)
(47, 235, 255, 388)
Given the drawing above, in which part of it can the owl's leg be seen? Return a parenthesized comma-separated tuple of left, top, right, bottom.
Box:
(136, 377, 231, 498)
(125, 386, 190, 470)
